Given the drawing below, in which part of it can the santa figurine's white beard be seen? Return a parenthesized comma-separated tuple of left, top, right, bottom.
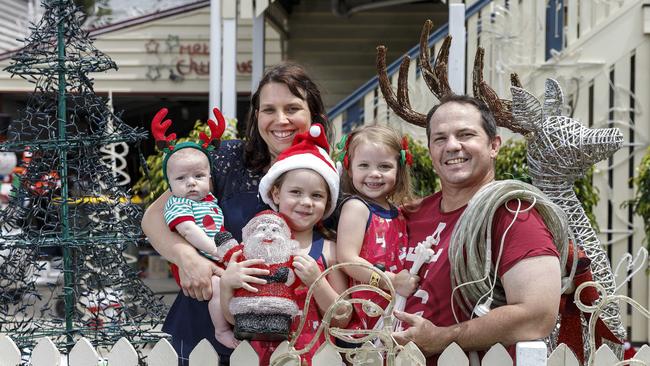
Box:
(243, 232, 296, 264)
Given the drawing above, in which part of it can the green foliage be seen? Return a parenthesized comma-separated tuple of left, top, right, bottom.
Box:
(407, 136, 439, 197)
(629, 147, 650, 245)
(133, 119, 236, 207)
(574, 168, 599, 231)
(495, 139, 600, 229)
(495, 140, 531, 183)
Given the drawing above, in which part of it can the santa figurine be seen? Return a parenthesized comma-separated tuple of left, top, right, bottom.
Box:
(215, 210, 300, 341)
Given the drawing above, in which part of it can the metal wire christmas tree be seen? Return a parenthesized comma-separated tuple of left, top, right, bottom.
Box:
(0, 0, 166, 357)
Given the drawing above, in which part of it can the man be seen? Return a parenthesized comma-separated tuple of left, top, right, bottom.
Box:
(393, 95, 561, 364)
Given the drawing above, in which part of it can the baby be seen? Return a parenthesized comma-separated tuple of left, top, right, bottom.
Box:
(152, 107, 238, 348)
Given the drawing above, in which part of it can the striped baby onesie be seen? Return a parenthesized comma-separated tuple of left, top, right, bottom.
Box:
(164, 193, 224, 260)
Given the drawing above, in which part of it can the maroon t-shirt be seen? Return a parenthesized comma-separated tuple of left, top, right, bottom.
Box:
(401, 192, 559, 365)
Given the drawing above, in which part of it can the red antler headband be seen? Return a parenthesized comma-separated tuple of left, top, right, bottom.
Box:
(151, 107, 227, 181)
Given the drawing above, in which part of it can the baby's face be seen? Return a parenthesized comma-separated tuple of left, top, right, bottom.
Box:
(166, 149, 211, 201)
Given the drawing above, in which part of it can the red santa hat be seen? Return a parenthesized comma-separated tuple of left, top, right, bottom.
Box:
(259, 124, 339, 218)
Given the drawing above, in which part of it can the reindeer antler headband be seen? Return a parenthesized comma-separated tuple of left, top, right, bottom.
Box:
(376, 20, 524, 133)
(151, 107, 226, 181)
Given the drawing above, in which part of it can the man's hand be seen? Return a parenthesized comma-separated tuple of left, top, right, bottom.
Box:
(392, 310, 458, 356)
(178, 251, 221, 301)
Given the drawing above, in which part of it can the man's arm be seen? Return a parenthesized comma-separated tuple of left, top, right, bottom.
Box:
(393, 255, 560, 355)
(141, 190, 219, 300)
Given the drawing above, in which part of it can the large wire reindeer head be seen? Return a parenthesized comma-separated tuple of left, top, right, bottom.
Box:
(511, 80, 623, 182)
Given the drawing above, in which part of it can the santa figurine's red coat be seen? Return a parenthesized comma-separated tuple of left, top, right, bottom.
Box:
(216, 210, 300, 341)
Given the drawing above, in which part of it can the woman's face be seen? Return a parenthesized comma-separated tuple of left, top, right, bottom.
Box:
(256, 82, 312, 160)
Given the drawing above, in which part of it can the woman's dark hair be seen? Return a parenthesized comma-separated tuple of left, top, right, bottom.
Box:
(244, 62, 331, 172)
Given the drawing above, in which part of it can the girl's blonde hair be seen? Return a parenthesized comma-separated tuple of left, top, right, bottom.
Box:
(340, 125, 414, 205)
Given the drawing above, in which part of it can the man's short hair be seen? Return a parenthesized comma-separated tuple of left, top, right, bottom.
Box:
(425, 95, 498, 146)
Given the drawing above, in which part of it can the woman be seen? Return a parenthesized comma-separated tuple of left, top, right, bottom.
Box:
(141, 62, 332, 365)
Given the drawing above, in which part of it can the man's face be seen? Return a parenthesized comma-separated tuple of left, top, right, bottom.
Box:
(427, 102, 501, 191)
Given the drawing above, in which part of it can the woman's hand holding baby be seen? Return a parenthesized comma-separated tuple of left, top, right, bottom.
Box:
(178, 247, 220, 301)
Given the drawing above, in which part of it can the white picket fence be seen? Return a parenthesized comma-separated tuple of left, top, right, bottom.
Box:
(3, 333, 650, 366)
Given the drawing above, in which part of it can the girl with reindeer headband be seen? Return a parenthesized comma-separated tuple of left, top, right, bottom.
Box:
(336, 125, 418, 332)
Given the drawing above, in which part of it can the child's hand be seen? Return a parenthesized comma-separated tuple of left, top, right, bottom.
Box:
(392, 269, 419, 297)
(220, 251, 269, 293)
(292, 254, 322, 287)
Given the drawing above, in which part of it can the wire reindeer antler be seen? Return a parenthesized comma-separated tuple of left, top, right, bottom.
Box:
(376, 20, 454, 128)
(151, 108, 177, 151)
(377, 46, 427, 127)
(471, 47, 530, 135)
(201, 107, 227, 149)
(419, 21, 453, 99)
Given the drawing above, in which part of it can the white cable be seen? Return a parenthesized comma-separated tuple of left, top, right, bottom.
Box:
(449, 180, 575, 321)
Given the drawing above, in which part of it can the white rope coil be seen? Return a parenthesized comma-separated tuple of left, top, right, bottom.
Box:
(449, 180, 575, 320)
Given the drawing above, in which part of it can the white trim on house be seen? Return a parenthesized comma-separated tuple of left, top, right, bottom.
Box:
(0, 1, 283, 95)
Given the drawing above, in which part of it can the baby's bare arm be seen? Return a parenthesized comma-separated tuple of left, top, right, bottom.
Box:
(175, 221, 218, 257)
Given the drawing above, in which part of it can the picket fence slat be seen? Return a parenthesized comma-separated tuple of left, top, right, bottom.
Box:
(395, 341, 426, 366)
(270, 341, 299, 365)
(230, 340, 258, 365)
(634, 344, 650, 363)
(547, 343, 580, 366)
(516, 341, 546, 366)
(147, 338, 178, 366)
(361, 341, 383, 365)
(188, 338, 220, 365)
(438, 342, 468, 366)
(593, 344, 618, 366)
(69, 337, 99, 366)
(32, 337, 61, 366)
(312, 343, 341, 365)
(481, 343, 512, 366)
(107, 337, 138, 366)
(0, 334, 21, 366)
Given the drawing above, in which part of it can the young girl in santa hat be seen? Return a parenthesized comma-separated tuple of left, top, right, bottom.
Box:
(220, 123, 348, 365)
(336, 125, 418, 331)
